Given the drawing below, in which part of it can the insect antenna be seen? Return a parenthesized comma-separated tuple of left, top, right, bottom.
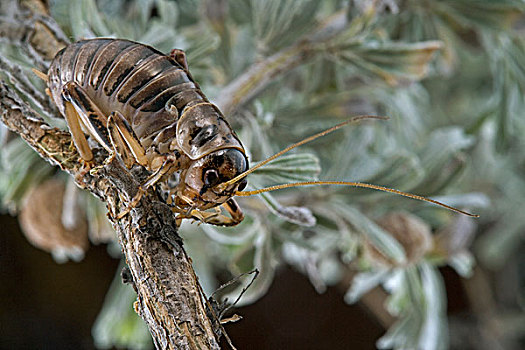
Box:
(218, 115, 478, 217)
(217, 115, 388, 190)
(235, 181, 479, 217)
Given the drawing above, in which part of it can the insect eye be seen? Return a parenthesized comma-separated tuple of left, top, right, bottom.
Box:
(237, 179, 247, 191)
(203, 169, 220, 187)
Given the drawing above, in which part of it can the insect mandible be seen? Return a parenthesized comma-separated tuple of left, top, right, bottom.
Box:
(34, 38, 477, 227)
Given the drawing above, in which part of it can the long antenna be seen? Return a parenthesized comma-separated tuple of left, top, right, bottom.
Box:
(217, 115, 388, 190)
(235, 181, 479, 217)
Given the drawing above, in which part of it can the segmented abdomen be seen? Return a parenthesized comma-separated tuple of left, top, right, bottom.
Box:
(48, 38, 205, 149)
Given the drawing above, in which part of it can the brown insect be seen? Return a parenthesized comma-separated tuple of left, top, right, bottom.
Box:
(34, 38, 477, 227)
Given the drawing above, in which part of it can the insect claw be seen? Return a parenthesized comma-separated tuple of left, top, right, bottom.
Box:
(74, 159, 94, 183)
(116, 186, 147, 219)
(104, 151, 117, 165)
(88, 164, 106, 176)
(116, 207, 131, 220)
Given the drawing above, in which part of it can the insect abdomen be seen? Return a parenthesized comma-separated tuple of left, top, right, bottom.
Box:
(48, 38, 205, 147)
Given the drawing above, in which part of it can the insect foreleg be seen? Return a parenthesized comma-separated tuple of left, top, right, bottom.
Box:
(222, 198, 244, 225)
(188, 199, 245, 227)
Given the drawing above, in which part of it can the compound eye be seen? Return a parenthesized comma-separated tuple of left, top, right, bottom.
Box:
(237, 179, 247, 191)
(203, 168, 220, 187)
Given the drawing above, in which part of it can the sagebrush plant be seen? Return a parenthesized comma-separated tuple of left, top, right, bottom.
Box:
(1, 0, 524, 349)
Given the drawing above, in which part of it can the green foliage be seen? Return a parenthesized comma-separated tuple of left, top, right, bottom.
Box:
(1, 0, 524, 349)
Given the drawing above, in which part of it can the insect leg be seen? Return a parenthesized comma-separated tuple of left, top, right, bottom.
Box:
(221, 198, 244, 225)
(62, 81, 112, 153)
(63, 101, 94, 162)
(116, 158, 178, 220)
(107, 111, 148, 169)
(191, 199, 245, 227)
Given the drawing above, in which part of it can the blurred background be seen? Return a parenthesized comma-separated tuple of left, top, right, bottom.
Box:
(1, 0, 524, 349)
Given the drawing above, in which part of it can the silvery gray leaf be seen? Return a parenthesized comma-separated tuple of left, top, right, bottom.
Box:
(223, 227, 275, 307)
(339, 204, 406, 264)
(345, 268, 390, 304)
(201, 215, 260, 245)
(260, 192, 316, 226)
(418, 263, 448, 350)
(250, 153, 321, 183)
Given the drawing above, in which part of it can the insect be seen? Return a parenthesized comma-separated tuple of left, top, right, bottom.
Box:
(34, 38, 477, 227)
